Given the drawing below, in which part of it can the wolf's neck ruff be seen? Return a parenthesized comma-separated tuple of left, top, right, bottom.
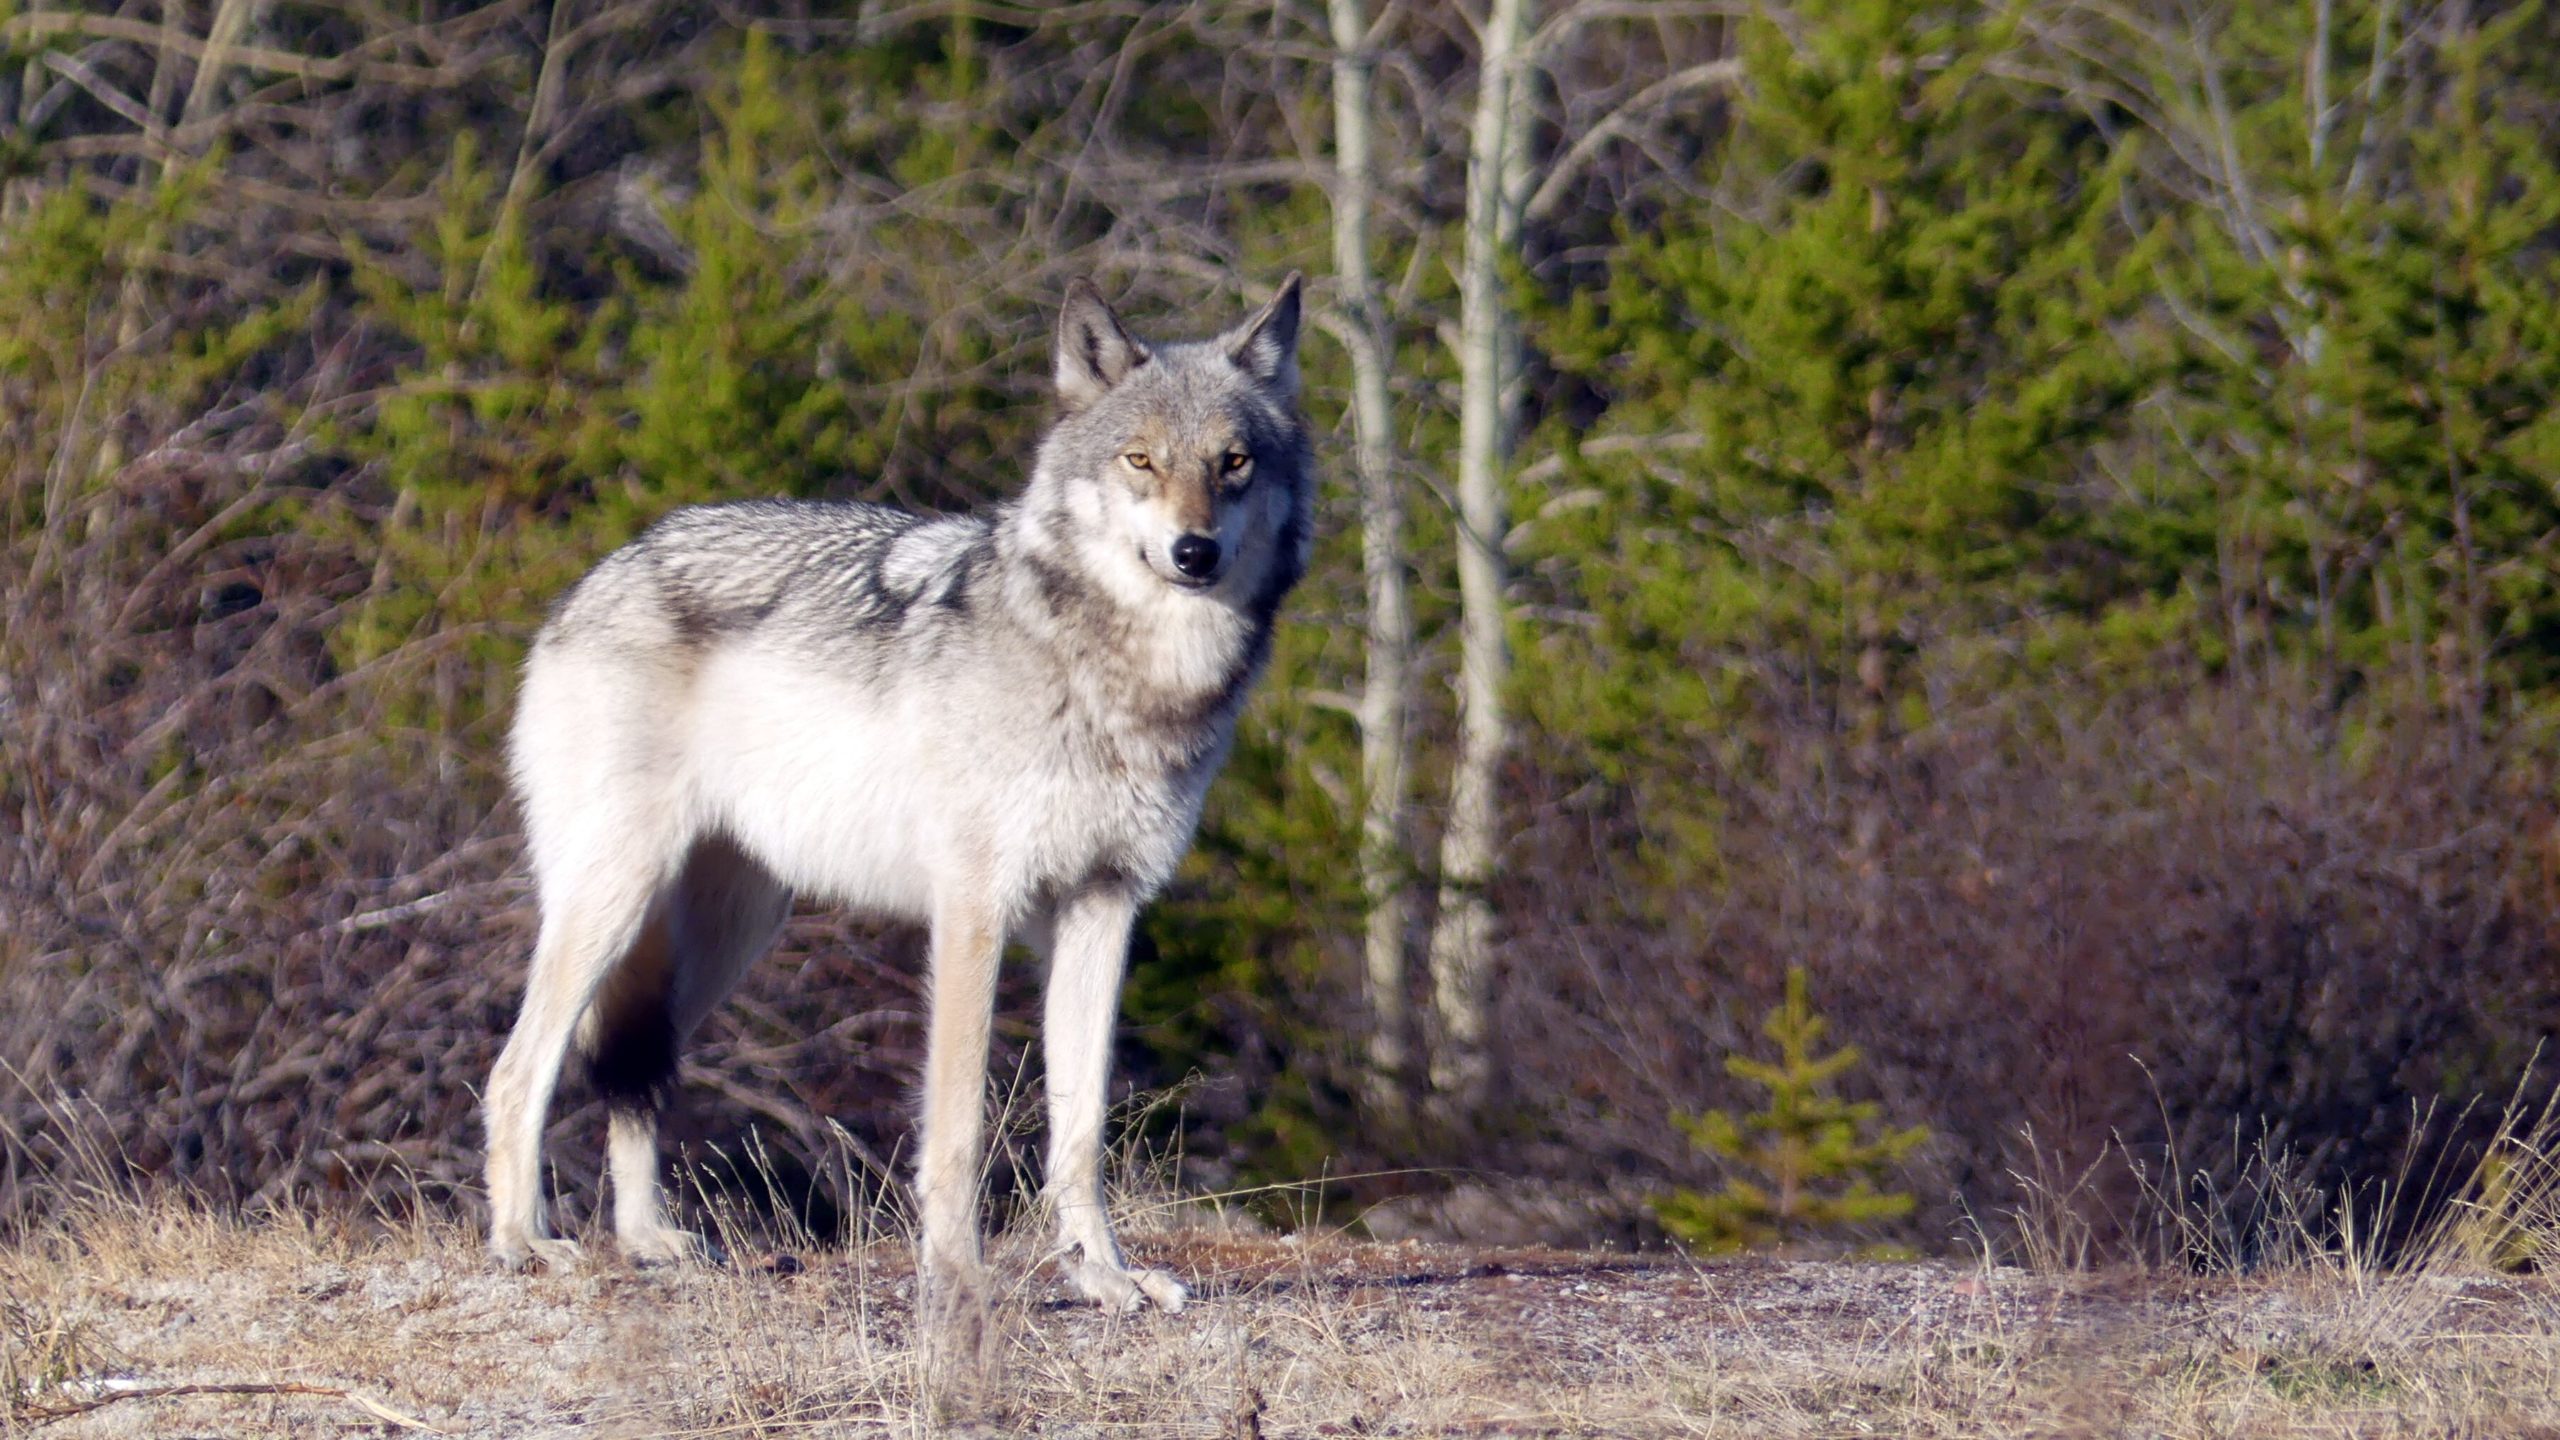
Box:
(995, 476, 1304, 768)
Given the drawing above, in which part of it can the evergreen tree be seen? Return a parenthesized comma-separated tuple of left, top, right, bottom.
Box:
(1654, 967, 1927, 1255)
(1526, 0, 2163, 882)
(2149, 2, 2560, 715)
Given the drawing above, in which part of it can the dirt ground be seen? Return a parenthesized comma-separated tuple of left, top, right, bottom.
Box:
(5, 1206, 2558, 1438)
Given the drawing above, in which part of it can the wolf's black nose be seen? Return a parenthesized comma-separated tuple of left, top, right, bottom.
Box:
(1170, 534, 1222, 579)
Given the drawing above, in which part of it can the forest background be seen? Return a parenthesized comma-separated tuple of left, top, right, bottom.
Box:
(6, 0, 2560, 1263)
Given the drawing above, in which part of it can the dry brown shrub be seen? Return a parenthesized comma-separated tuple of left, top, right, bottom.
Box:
(1487, 680, 2560, 1262)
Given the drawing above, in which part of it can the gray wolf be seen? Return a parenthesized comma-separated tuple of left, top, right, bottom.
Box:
(480, 276, 1310, 1314)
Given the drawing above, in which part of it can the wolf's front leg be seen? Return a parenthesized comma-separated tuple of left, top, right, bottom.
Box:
(917, 891, 1004, 1335)
(1042, 882, 1187, 1314)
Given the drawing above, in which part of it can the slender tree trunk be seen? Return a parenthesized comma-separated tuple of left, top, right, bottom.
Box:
(1497, 48, 1535, 448)
(1329, 0, 1415, 1122)
(1428, 0, 1530, 1111)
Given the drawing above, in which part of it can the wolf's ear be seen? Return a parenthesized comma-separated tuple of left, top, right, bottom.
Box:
(1055, 280, 1149, 412)
(1221, 272, 1303, 400)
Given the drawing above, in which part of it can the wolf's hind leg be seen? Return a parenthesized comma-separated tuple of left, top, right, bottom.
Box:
(597, 836, 790, 1266)
(586, 914, 703, 1266)
(1041, 883, 1186, 1314)
(483, 850, 665, 1273)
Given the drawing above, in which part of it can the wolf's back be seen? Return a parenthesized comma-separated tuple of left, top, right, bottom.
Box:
(537, 499, 994, 654)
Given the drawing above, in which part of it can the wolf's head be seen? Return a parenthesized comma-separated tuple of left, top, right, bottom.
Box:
(1020, 277, 1313, 614)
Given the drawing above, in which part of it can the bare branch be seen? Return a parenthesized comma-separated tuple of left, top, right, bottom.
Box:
(3, 12, 448, 88)
(1525, 57, 1741, 222)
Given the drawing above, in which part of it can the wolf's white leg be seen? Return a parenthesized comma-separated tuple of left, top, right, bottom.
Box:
(602, 838, 788, 1267)
(606, 1107, 707, 1266)
(1043, 884, 1186, 1314)
(483, 861, 662, 1272)
(916, 889, 1004, 1311)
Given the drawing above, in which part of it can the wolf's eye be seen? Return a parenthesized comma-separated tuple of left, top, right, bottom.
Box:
(1222, 452, 1251, 473)
(1123, 452, 1153, 471)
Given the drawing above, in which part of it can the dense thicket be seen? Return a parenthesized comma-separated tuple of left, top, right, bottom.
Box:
(4, 0, 2556, 1259)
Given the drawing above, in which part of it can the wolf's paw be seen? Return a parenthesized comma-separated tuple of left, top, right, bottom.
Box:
(920, 1256, 996, 1366)
(619, 1224, 722, 1269)
(490, 1232, 584, 1274)
(1064, 1257, 1188, 1315)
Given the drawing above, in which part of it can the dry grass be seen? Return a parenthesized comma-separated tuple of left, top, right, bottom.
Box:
(3, 1174, 2559, 1440)
(5, 1088, 2556, 1437)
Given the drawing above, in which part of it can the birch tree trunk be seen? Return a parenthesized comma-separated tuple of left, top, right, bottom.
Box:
(1329, 0, 1415, 1121)
(1497, 42, 1536, 448)
(1427, 0, 1531, 1110)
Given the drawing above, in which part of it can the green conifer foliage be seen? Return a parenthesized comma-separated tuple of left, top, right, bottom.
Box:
(1524, 0, 2164, 887)
(1653, 967, 1927, 1255)
(2153, 3, 2560, 713)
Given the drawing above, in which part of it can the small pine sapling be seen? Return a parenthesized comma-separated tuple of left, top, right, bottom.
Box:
(1655, 966, 1928, 1256)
